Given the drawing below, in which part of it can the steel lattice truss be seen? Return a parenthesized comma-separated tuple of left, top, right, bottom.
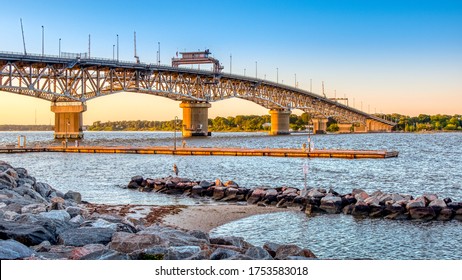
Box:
(0, 53, 394, 126)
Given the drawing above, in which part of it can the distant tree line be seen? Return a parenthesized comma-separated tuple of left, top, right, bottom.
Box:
(7, 113, 456, 132)
(0, 125, 53, 131)
(87, 113, 462, 132)
(376, 113, 462, 132)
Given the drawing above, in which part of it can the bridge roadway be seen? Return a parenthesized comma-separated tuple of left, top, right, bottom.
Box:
(0, 51, 396, 139)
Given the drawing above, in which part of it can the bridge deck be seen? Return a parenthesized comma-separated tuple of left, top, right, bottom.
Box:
(0, 146, 398, 159)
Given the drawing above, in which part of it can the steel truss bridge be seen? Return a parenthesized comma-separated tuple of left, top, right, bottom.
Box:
(0, 51, 395, 133)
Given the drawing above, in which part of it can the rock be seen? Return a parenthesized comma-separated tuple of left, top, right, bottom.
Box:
(50, 197, 65, 210)
(2, 210, 19, 220)
(352, 201, 370, 217)
(274, 244, 316, 259)
(424, 194, 438, 203)
(31, 240, 52, 252)
(364, 197, 381, 207)
(66, 206, 87, 218)
(354, 191, 369, 202)
(384, 212, 409, 220)
(69, 215, 85, 225)
(276, 198, 288, 208)
(215, 179, 223, 187)
(0, 172, 17, 188)
(130, 176, 144, 186)
(127, 181, 140, 189)
(406, 199, 426, 210)
(224, 180, 238, 187)
(191, 185, 204, 197)
(188, 230, 210, 243)
(319, 195, 343, 214)
(0, 220, 56, 246)
(0, 239, 36, 259)
(58, 227, 115, 246)
(221, 187, 238, 201)
(199, 180, 212, 188)
(429, 199, 447, 214)
(109, 232, 166, 253)
(185, 250, 212, 260)
(447, 202, 462, 211)
(212, 186, 226, 200)
(247, 188, 266, 204)
(437, 208, 454, 221)
(282, 187, 298, 195)
(80, 249, 130, 260)
(262, 242, 282, 257)
(391, 193, 405, 203)
(210, 248, 239, 260)
(64, 191, 82, 203)
(21, 203, 47, 214)
(245, 246, 273, 260)
(33, 182, 54, 199)
(164, 246, 201, 260)
(342, 204, 354, 215)
(39, 210, 71, 222)
(210, 236, 251, 250)
(409, 207, 436, 221)
(12, 186, 47, 203)
(70, 244, 106, 260)
(455, 209, 462, 221)
(139, 225, 207, 247)
(293, 195, 306, 205)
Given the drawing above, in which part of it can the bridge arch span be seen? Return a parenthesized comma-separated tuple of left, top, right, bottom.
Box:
(0, 52, 395, 138)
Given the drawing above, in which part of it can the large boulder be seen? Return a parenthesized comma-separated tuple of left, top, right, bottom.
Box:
(80, 249, 130, 260)
(351, 201, 370, 217)
(0, 220, 56, 246)
(210, 248, 239, 260)
(139, 225, 208, 247)
(70, 244, 106, 260)
(164, 246, 201, 260)
(0, 239, 36, 259)
(406, 199, 426, 210)
(212, 187, 226, 200)
(209, 236, 252, 250)
(409, 207, 436, 221)
(58, 227, 115, 246)
(247, 188, 266, 204)
(221, 187, 238, 201)
(428, 199, 447, 214)
(274, 244, 316, 260)
(262, 242, 281, 258)
(109, 232, 167, 253)
(437, 208, 454, 221)
(319, 195, 343, 214)
(39, 210, 71, 222)
(245, 246, 273, 260)
(64, 191, 82, 203)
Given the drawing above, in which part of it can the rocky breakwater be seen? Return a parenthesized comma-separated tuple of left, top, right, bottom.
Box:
(0, 160, 317, 260)
(126, 176, 462, 222)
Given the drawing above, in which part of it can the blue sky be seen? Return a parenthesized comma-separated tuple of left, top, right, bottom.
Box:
(1, 0, 461, 124)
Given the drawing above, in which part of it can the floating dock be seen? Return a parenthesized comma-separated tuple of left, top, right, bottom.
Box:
(0, 146, 398, 159)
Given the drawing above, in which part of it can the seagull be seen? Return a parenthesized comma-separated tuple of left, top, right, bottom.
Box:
(173, 164, 178, 176)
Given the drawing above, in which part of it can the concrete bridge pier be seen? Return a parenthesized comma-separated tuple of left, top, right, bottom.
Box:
(50, 102, 87, 139)
(338, 123, 353, 133)
(180, 101, 211, 137)
(312, 118, 328, 134)
(269, 109, 291, 135)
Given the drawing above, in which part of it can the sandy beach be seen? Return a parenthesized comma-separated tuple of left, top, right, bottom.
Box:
(161, 204, 296, 232)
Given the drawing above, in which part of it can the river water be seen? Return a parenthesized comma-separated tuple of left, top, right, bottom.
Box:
(1, 131, 461, 259)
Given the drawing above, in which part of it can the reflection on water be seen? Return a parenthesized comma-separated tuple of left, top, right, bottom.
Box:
(210, 212, 462, 260)
(1, 131, 461, 259)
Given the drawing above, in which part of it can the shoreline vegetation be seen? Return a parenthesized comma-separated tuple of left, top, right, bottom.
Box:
(1, 113, 461, 132)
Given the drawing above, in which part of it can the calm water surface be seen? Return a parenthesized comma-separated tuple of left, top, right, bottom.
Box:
(1, 131, 461, 259)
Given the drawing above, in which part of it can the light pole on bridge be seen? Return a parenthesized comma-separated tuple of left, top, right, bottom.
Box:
(113, 45, 115, 60)
(230, 54, 232, 74)
(41, 26, 44, 56)
(255, 61, 257, 79)
(244, 68, 246, 76)
(117, 34, 119, 62)
(276, 68, 279, 84)
(59, 38, 61, 58)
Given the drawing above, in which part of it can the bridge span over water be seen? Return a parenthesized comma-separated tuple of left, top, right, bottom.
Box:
(0, 51, 395, 139)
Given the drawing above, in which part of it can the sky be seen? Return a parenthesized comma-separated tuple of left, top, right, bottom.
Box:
(0, 0, 461, 125)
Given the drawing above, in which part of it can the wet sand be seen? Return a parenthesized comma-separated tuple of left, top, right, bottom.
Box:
(161, 204, 296, 232)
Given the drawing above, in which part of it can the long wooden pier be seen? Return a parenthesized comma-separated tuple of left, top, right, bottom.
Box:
(0, 146, 398, 159)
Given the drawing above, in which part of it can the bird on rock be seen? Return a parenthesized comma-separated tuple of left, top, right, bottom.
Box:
(173, 164, 179, 176)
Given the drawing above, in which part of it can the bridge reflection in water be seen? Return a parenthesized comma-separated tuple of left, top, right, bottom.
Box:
(0, 51, 395, 139)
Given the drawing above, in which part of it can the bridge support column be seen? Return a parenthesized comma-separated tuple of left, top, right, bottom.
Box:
(180, 101, 211, 137)
(312, 118, 328, 134)
(338, 123, 353, 133)
(269, 109, 291, 135)
(50, 102, 87, 139)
